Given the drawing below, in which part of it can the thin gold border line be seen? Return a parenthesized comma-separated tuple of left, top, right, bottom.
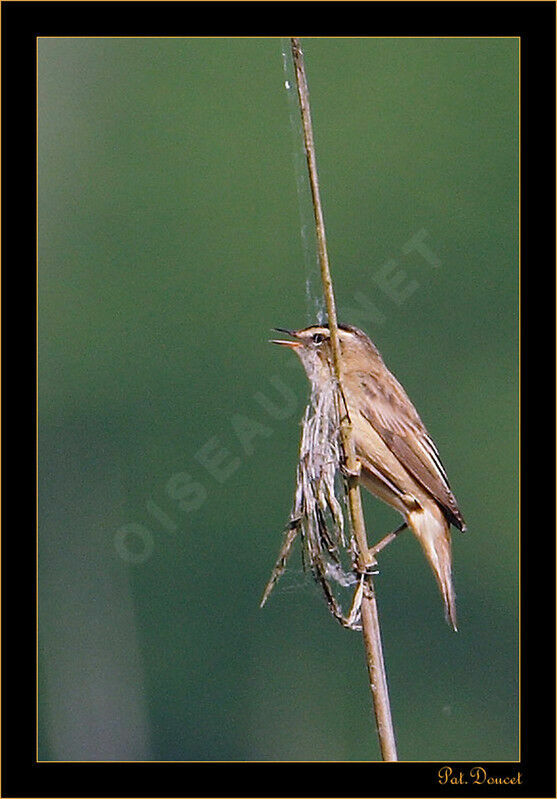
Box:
(36, 34, 40, 763)
(35, 34, 521, 38)
(517, 33, 521, 764)
(35, 33, 522, 766)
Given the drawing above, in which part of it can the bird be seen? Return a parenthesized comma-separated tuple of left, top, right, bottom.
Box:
(271, 323, 466, 630)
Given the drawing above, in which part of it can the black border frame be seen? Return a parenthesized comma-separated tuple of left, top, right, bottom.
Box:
(2, 2, 555, 797)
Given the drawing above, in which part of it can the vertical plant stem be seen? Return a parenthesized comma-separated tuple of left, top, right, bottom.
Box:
(290, 37, 398, 762)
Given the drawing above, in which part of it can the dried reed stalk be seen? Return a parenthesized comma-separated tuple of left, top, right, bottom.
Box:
(289, 37, 398, 762)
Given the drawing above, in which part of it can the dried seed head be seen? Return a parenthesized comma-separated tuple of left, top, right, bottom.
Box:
(262, 365, 362, 629)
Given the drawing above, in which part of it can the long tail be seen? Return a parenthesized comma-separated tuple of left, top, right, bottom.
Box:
(407, 504, 457, 631)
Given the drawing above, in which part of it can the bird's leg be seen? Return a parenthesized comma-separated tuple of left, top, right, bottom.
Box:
(369, 522, 408, 558)
(340, 458, 361, 481)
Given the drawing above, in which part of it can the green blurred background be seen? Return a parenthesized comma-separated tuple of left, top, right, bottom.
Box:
(38, 37, 518, 761)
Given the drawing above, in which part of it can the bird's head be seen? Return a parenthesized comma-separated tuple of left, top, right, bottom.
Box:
(271, 324, 380, 383)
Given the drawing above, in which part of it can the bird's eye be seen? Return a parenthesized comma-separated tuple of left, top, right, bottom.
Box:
(312, 333, 325, 344)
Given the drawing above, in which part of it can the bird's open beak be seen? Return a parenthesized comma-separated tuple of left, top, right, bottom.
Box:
(269, 328, 302, 348)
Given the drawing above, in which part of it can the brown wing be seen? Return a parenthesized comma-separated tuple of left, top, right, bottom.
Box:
(354, 371, 466, 531)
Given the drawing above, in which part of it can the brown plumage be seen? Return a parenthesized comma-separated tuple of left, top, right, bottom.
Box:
(271, 323, 466, 630)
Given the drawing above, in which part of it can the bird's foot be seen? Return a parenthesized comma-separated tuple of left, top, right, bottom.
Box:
(340, 460, 361, 481)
